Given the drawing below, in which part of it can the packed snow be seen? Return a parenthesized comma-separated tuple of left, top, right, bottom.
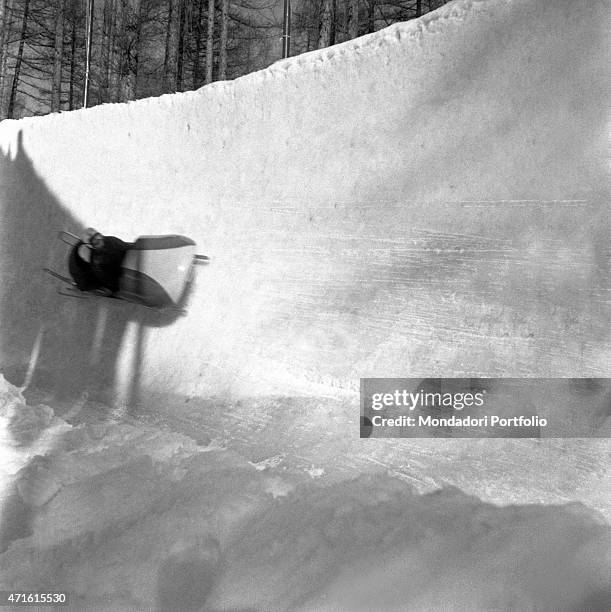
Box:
(0, 0, 609, 609)
(1, 378, 609, 610)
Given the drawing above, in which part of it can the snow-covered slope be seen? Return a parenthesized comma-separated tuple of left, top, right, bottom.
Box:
(0, 0, 609, 407)
(0, 374, 609, 611)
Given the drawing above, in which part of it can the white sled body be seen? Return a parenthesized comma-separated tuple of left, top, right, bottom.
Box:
(118, 235, 198, 307)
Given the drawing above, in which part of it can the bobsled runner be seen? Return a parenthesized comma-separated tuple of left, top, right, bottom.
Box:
(44, 231, 209, 314)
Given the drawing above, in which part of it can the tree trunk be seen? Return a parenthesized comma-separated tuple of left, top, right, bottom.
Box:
(366, 0, 376, 34)
(416, 0, 422, 17)
(164, 0, 179, 92)
(329, 0, 337, 45)
(218, 0, 227, 79)
(100, 0, 113, 102)
(83, 0, 95, 108)
(122, 0, 143, 100)
(116, 0, 140, 101)
(114, 0, 126, 101)
(204, 0, 215, 84)
(177, 0, 186, 90)
(318, 0, 332, 49)
(69, 5, 77, 109)
(348, 0, 358, 39)
(132, 0, 144, 97)
(163, 0, 171, 90)
(193, 0, 204, 88)
(52, 0, 65, 112)
(0, 0, 7, 85)
(8, 0, 30, 119)
(0, 0, 9, 119)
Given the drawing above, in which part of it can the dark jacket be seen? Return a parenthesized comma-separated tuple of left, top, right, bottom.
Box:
(68, 236, 132, 293)
(90, 236, 131, 293)
(68, 241, 100, 291)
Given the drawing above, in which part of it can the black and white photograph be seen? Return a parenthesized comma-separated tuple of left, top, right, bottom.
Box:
(0, 0, 609, 610)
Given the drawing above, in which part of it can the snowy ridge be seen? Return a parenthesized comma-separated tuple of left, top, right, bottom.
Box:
(0, 0, 494, 131)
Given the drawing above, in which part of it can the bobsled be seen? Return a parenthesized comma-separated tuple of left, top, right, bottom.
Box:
(44, 232, 209, 312)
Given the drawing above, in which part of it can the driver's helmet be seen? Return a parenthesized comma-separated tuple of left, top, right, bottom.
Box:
(83, 227, 104, 249)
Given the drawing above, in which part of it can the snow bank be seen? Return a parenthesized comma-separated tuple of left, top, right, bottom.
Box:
(0, 0, 609, 405)
(0, 374, 68, 485)
(0, 377, 608, 610)
(0, 375, 70, 551)
(1, 413, 609, 611)
(0, 376, 55, 446)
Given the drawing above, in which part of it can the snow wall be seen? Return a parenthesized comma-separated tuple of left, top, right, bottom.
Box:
(0, 0, 609, 408)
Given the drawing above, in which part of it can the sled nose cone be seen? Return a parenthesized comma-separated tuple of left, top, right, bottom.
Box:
(119, 235, 197, 307)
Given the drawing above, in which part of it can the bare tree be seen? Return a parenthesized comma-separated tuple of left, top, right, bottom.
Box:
(192, 0, 204, 87)
(7, 0, 30, 118)
(0, 0, 11, 118)
(178, 0, 186, 89)
(318, 0, 332, 48)
(67, 0, 80, 109)
(0, 0, 6, 62)
(164, 0, 180, 91)
(204, 0, 214, 83)
(122, 0, 144, 100)
(51, 0, 65, 112)
(99, 0, 115, 103)
(366, 0, 376, 33)
(218, 0, 228, 79)
(347, 0, 359, 39)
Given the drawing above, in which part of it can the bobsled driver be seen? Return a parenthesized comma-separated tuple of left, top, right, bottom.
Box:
(69, 228, 133, 295)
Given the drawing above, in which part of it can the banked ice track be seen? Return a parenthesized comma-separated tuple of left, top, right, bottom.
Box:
(0, 0, 609, 409)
